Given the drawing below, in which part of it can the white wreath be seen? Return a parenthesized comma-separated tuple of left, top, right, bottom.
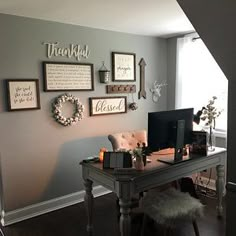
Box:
(52, 93, 84, 126)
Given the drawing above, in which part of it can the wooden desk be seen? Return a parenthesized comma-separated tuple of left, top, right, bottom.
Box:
(81, 147, 226, 236)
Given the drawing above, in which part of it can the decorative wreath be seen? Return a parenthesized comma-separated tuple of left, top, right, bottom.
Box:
(52, 93, 85, 126)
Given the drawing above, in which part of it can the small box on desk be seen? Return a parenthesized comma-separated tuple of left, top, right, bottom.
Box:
(189, 131, 207, 157)
(103, 152, 132, 169)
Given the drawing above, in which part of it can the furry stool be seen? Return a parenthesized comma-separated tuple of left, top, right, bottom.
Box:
(141, 187, 204, 236)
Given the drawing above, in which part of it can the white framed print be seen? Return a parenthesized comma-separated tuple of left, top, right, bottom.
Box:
(112, 52, 136, 82)
(6, 79, 41, 111)
(43, 61, 94, 91)
(89, 96, 127, 116)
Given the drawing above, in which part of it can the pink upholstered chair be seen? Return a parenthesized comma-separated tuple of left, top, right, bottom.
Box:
(108, 129, 147, 151)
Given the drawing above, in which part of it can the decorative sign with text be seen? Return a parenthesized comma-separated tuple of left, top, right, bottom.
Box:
(43, 61, 94, 91)
(43, 42, 90, 61)
(89, 96, 127, 116)
(112, 52, 136, 82)
(6, 79, 41, 111)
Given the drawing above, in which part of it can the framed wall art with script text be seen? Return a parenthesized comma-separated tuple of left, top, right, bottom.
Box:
(112, 52, 136, 82)
(89, 96, 127, 116)
(43, 61, 94, 91)
(6, 79, 41, 111)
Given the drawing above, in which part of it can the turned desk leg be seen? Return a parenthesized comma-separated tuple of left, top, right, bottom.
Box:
(216, 164, 225, 217)
(119, 198, 132, 236)
(84, 179, 94, 235)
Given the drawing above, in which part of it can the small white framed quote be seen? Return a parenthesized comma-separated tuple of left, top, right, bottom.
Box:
(112, 52, 136, 82)
(6, 79, 41, 111)
(43, 61, 94, 91)
(89, 96, 127, 116)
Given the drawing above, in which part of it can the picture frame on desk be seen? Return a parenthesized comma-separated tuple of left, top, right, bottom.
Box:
(189, 131, 207, 156)
(103, 152, 132, 169)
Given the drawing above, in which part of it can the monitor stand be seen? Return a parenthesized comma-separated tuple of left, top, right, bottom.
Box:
(158, 120, 185, 165)
(174, 119, 185, 162)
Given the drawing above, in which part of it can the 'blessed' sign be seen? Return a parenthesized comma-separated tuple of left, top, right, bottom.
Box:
(89, 97, 127, 116)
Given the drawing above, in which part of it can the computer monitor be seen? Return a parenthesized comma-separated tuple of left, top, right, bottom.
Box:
(148, 108, 194, 153)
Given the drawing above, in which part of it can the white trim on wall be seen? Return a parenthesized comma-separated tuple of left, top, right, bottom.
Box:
(1, 186, 111, 226)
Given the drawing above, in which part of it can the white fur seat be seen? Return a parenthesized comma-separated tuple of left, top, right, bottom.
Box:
(141, 187, 204, 236)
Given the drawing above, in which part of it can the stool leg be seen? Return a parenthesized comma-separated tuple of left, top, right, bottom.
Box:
(192, 220, 200, 236)
(141, 214, 148, 236)
(165, 227, 173, 236)
(116, 197, 121, 220)
(163, 228, 168, 236)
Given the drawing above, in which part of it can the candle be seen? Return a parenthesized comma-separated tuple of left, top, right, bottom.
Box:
(99, 147, 107, 162)
(99, 150, 104, 162)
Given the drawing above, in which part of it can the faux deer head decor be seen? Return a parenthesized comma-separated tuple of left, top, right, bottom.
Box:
(150, 81, 167, 103)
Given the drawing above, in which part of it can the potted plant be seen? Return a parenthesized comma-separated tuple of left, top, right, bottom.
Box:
(130, 147, 145, 170)
(200, 96, 222, 151)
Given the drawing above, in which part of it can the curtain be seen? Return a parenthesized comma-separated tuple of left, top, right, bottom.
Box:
(175, 33, 228, 131)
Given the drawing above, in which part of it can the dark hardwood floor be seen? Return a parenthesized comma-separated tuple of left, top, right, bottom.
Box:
(0, 192, 225, 236)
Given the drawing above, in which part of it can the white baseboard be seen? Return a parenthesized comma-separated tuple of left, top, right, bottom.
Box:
(1, 186, 111, 226)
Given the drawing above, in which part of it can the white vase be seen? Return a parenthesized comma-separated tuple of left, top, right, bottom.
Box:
(134, 156, 144, 170)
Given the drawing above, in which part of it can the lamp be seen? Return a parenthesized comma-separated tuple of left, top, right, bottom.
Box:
(193, 107, 206, 124)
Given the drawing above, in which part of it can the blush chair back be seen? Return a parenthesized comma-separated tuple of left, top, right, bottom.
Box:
(108, 130, 147, 151)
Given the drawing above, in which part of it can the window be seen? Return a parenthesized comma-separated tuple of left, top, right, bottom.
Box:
(175, 33, 228, 132)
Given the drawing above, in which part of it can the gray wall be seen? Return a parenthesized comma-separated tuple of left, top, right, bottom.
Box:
(0, 14, 167, 211)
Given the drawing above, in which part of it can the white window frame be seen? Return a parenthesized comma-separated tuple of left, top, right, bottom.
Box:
(175, 33, 228, 137)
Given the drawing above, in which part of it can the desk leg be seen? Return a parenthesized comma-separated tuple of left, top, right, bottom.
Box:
(216, 164, 225, 217)
(119, 198, 132, 236)
(84, 179, 94, 235)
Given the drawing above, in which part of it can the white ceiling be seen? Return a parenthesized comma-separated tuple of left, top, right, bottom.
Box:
(0, 0, 195, 37)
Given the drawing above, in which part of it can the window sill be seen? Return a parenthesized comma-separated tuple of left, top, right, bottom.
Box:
(214, 130, 227, 139)
(193, 124, 227, 139)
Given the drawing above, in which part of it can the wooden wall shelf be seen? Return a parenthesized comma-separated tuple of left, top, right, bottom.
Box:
(106, 84, 136, 94)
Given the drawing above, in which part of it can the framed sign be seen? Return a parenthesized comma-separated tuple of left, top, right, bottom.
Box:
(112, 52, 136, 82)
(89, 96, 127, 116)
(43, 61, 94, 91)
(6, 79, 41, 111)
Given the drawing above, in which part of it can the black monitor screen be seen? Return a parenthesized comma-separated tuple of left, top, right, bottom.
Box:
(148, 108, 194, 152)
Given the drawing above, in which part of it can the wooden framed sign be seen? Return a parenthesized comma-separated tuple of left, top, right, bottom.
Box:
(6, 79, 41, 111)
(43, 61, 94, 91)
(89, 96, 127, 116)
(112, 52, 136, 82)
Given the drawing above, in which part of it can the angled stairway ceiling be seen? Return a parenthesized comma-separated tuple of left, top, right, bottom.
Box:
(177, 0, 236, 81)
